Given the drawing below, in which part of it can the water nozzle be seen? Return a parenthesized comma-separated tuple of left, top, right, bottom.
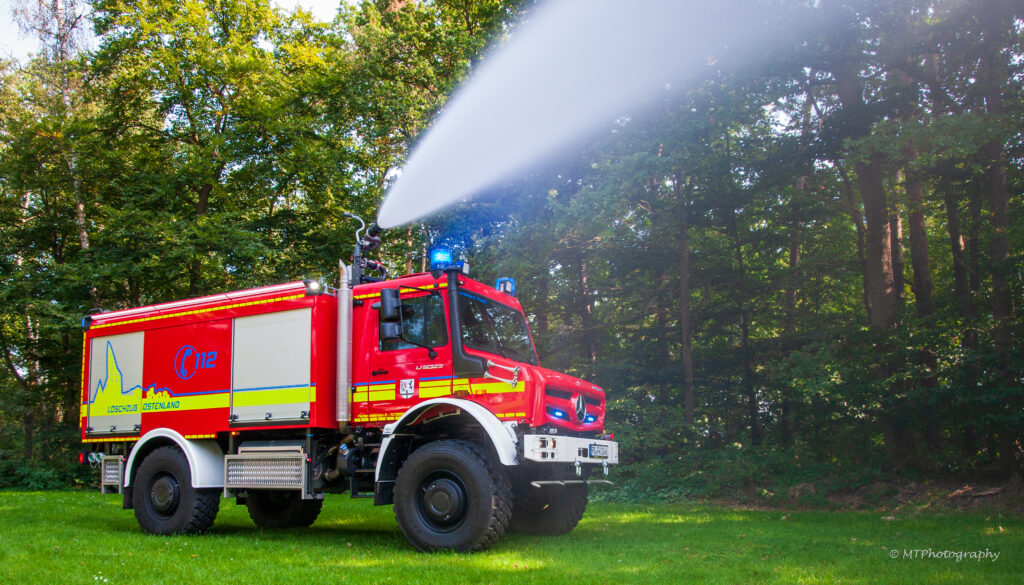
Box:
(362, 223, 382, 251)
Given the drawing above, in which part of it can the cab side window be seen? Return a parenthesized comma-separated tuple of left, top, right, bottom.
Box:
(381, 293, 448, 351)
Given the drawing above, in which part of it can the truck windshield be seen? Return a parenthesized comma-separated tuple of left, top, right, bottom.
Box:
(458, 290, 538, 365)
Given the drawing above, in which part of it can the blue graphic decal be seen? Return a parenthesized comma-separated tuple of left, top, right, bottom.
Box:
(90, 341, 136, 403)
(86, 341, 311, 405)
(174, 345, 218, 380)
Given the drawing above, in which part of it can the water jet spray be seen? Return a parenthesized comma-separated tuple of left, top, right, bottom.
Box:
(377, 0, 817, 228)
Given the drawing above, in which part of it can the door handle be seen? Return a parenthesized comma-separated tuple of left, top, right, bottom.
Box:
(372, 369, 389, 376)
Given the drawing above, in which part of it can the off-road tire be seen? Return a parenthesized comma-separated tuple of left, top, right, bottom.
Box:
(509, 483, 587, 535)
(393, 440, 512, 552)
(246, 490, 323, 529)
(133, 446, 220, 535)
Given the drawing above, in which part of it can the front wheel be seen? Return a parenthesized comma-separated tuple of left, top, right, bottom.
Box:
(509, 483, 587, 535)
(132, 446, 220, 535)
(393, 440, 512, 552)
(246, 490, 323, 528)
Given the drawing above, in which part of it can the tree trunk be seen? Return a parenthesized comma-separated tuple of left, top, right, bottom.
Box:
(903, 154, 941, 454)
(856, 156, 899, 329)
(405, 226, 414, 274)
(834, 65, 899, 330)
(981, 60, 1012, 354)
(904, 156, 933, 317)
(889, 209, 905, 306)
(656, 298, 671, 404)
(837, 162, 871, 323)
(534, 272, 549, 339)
(834, 61, 901, 467)
(979, 4, 1017, 476)
(942, 183, 970, 316)
(940, 174, 980, 459)
(675, 174, 696, 427)
(576, 254, 598, 368)
(24, 412, 35, 461)
(188, 182, 214, 296)
(781, 179, 803, 447)
(741, 307, 760, 446)
(967, 184, 981, 294)
(727, 207, 760, 446)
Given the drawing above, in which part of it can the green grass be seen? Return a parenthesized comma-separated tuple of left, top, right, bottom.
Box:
(0, 491, 1019, 585)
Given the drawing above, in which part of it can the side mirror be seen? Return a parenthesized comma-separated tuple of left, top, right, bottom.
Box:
(379, 288, 402, 322)
(380, 321, 404, 341)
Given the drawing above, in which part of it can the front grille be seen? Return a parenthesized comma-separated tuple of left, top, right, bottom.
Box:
(544, 386, 605, 428)
(546, 387, 602, 406)
(546, 388, 572, 400)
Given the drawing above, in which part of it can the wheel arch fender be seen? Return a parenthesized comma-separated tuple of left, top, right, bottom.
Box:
(375, 398, 519, 483)
(125, 428, 225, 489)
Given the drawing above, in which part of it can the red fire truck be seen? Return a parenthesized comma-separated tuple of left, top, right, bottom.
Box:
(81, 216, 618, 551)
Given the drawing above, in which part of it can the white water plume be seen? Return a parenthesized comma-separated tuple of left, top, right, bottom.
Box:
(377, 0, 812, 228)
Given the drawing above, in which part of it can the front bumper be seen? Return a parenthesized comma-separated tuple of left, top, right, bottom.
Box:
(521, 434, 619, 465)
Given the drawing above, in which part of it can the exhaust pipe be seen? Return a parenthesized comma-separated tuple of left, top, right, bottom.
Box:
(337, 260, 352, 426)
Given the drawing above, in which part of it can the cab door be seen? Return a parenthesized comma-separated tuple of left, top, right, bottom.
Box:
(361, 291, 452, 421)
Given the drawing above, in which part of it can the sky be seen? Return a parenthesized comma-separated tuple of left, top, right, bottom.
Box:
(0, 0, 341, 63)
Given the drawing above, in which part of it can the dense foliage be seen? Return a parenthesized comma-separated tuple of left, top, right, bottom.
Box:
(1, 0, 1021, 492)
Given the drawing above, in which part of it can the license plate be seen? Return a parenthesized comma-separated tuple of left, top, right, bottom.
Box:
(589, 443, 609, 458)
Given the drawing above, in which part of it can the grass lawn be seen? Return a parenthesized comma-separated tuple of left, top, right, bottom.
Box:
(0, 490, 1018, 585)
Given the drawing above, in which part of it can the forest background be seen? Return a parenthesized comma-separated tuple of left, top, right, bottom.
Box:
(0, 0, 1021, 503)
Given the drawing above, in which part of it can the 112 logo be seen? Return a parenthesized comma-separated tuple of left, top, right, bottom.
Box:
(174, 345, 217, 380)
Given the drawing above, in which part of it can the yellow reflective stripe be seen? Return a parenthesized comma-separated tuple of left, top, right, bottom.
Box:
(470, 381, 525, 394)
(352, 389, 396, 403)
(370, 389, 395, 401)
(79, 332, 88, 429)
(419, 387, 452, 398)
(497, 412, 526, 418)
(144, 391, 230, 411)
(353, 282, 447, 301)
(351, 412, 402, 422)
(82, 437, 139, 444)
(368, 383, 396, 391)
(91, 294, 306, 330)
(184, 433, 216, 439)
(418, 379, 453, 388)
(232, 386, 310, 407)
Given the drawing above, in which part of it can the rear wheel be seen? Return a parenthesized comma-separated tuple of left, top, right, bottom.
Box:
(246, 490, 323, 528)
(133, 446, 220, 535)
(393, 440, 511, 552)
(509, 483, 587, 535)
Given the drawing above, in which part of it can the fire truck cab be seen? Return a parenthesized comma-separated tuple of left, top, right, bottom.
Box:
(81, 221, 618, 552)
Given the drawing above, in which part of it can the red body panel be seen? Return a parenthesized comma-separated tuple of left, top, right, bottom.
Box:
(81, 274, 605, 444)
(81, 282, 336, 442)
(140, 318, 233, 436)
